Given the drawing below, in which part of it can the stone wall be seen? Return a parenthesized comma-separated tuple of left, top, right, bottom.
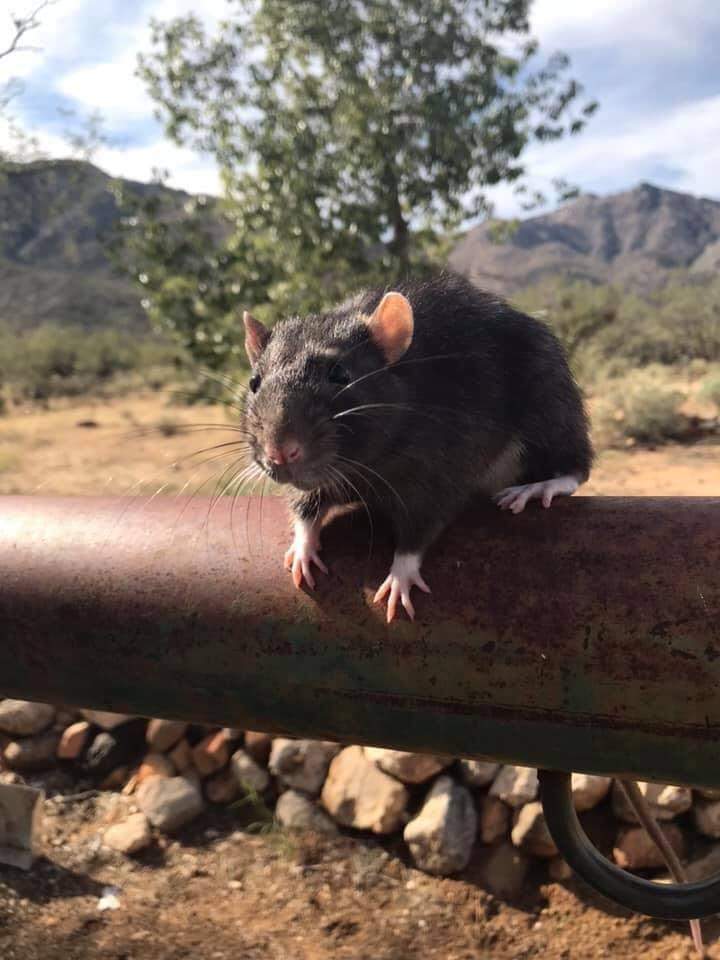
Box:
(1, 699, 715, 880)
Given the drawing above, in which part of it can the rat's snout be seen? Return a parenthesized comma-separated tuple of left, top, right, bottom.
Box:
(263, 438, 304, 467)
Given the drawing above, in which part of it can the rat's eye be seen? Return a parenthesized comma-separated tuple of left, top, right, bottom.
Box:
(328, 363, 351, 386)
(249, 373, 261, 393)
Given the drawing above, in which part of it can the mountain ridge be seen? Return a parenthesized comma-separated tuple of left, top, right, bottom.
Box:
(449, 181, 720, 293)
(1, 160, 719, 334)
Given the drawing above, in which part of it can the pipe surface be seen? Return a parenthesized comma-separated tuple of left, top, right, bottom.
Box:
(0, 495, 719, 788)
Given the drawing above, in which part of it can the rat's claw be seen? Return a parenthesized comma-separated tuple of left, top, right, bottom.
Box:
(494, 475, 579, 515)
(374, 553, 431, 623)
(284, 534, 328, 592)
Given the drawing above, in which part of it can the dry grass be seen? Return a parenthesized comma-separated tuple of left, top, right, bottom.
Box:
(0, 387, 719, 499)
(0, 390, 247, 497)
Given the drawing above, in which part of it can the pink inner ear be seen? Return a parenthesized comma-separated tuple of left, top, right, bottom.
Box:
(243, 311, 269, 364)
(367, 292, 414, 364)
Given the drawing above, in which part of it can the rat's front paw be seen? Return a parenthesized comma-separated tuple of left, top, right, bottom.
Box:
(284, 538, 328, 591)
(374, 552, 431, 623)
(494, 475, 579, 514)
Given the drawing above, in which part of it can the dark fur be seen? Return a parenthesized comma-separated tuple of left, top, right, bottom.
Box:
(243, 272, 593, 554)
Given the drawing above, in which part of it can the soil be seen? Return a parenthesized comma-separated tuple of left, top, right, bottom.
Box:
(0, 389, 719, 498)
(1, 791, 717, 960)
(1, 389, 720, 958)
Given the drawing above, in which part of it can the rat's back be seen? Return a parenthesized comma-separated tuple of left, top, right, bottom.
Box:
(353, 271, 593, 486)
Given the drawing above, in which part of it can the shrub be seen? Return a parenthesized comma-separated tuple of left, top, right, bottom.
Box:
(699, 374, 720, 407)
(619, 385, 688, 444)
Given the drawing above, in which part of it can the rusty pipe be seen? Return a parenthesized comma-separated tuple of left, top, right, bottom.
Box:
(0, 494, 719, 789)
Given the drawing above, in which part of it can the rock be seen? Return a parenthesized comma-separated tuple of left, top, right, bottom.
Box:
(57, 721, 92, 760)
(693, 799, 720, 838)
(477, 841, 530, 899)
(364, 748, 450, 784)
(684, 843, 720, 882)
(321, 745, 408, 834)
(0, 700, 55, 737)
(611, 780, 692, 823)
(276, 790, 338, 835)
(80, 710, 136, 730)
(404, 776, 477, 875)
(146, 719, 188, 753)
(230, 749, 270, 794)
(137, 776, 204, 833)
(83, 721, 146, 777)
(511, 802, 558, 859)
(104, 813, 152, 855)
(695, 786, 720, 801)
(0, 771, 25, 785)
(3, 731, 60, 770)
(613, 823, 685, 871)
(169, 739, 193, 773)
(571, 774, 612, 812)
(244, 731, 272, 766)
(459, 759, 500, 788)
(269, 739, 340, 795)
(548, 857, 573, 882)
(205, 769, 240, 805)
(136, 753, 175, 786)
(192, 731, 230, 778)
(489, 766, 538, 808)
(479, 795, 510, 845)
(99, 766, 130, 790)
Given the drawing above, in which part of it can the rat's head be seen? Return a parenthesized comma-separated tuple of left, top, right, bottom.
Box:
(242, 292, 414, 492)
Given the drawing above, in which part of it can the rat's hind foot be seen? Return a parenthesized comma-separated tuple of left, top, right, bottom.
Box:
(284, 518, 328, 590)
(494, 475, 579, 515)
(374, 552, 431, 623)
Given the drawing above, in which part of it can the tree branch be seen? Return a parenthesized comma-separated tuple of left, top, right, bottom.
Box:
(0, 0, 55, 62)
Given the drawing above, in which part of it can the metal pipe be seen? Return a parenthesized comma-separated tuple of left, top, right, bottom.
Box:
(1, 494, 719, 789)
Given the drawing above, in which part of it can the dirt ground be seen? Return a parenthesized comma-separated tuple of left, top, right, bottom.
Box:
(1, 788, 716, 960)
(1, 389, 720, 959)
(0, 389, 719, 498)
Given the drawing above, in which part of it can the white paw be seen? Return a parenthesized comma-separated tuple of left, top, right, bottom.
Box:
(374, 552, 431, 623)
(494, 475, 579, 514)
(284, 520, 328, 590)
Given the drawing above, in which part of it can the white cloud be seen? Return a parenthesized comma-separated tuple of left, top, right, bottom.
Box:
(56, 57, 150, 120)
(531, 0, 717, 55)
(94, 139, 220, 195)
(486, 93, 720, 218)
(52, 0, 231, 122)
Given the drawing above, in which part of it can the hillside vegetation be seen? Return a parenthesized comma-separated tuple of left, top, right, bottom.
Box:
(1, 160, 720, 446)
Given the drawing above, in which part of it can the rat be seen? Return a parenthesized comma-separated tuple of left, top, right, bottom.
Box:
(242, 272, 592, 622)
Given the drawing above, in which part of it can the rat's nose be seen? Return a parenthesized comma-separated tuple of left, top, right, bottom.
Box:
(264, 439, 303, 466)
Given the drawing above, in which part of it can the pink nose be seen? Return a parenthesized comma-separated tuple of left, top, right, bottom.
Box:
(264, 439, 303, 466)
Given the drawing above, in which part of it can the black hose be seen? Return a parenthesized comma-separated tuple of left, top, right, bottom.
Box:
(539, 769, 720, 921)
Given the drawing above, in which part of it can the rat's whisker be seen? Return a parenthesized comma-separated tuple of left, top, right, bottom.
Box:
(332, 352, 477, 400)
(203, 457, 257, 532)
(337, 455, 409, 516)
(327, 464, 374, 555)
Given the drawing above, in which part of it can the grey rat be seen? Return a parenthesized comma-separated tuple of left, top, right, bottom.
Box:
(242, 272, 592, 622)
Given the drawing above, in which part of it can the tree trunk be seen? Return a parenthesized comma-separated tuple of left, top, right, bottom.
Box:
(384, 164, 410, 276)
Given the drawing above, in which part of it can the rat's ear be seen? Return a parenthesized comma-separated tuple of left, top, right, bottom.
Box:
(243, 311, 270, 366)
(365, 292, 414, 365)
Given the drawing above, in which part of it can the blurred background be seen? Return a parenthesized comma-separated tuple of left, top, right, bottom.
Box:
(0, 0, 719, 500)
(2, 5, 720, 959)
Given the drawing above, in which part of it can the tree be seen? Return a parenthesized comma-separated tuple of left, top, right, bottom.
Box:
(123, 0, 596, 367)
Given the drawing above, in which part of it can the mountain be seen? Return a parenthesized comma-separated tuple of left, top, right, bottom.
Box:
(449, 183, 720, 294)
(0, 159, 189, 332)
(3, 163, 720, 335)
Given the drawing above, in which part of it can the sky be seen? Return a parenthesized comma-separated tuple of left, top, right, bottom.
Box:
(1, 0, 720, 218)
